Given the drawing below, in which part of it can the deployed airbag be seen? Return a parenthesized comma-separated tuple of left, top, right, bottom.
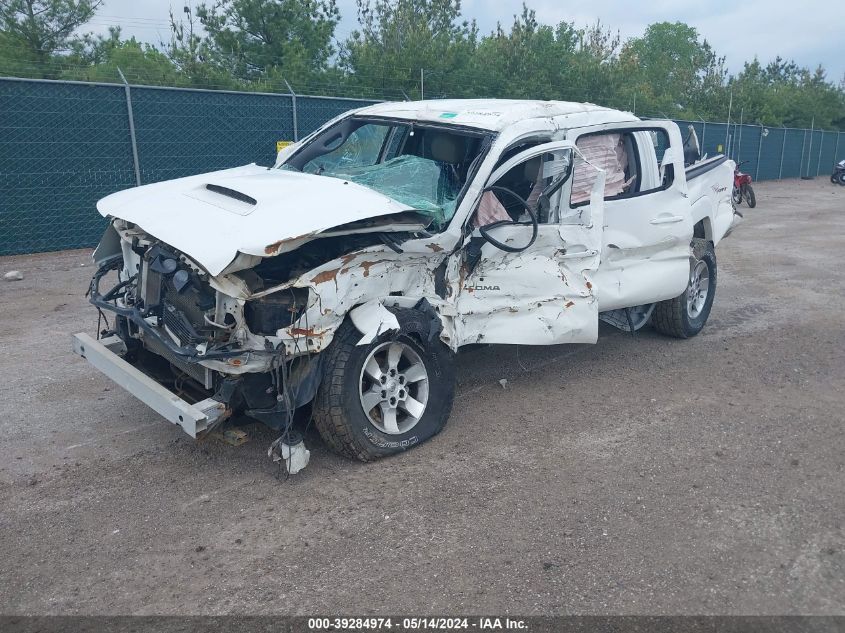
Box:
(571, 133, 628, 204)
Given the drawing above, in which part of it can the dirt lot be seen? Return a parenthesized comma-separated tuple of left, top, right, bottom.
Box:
(0, 178, 843, 615)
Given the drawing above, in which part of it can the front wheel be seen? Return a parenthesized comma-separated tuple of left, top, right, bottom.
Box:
(313, 308, 456, 461)
(743, 184, 757, 208)
(838, 172, 845, 186)
(651, 239, 717, 339)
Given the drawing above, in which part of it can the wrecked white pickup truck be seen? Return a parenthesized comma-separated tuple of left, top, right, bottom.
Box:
(73, 99, 738, 472)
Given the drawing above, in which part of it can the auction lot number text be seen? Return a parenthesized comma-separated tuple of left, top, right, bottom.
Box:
(308, 618, 528, 630)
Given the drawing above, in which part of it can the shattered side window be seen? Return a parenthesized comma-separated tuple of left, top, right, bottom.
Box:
(323, 155, 460, 228)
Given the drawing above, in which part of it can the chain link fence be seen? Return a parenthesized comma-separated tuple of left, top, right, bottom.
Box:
(676, 119, 842, 181)
(1, 76, 842, 256)
(0, 77, 377, 255)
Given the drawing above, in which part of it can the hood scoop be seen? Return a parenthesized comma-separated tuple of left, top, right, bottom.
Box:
(181, 182, 259, 216)
(205, 183, 257, 205)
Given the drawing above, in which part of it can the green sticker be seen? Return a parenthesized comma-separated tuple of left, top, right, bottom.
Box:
(439, 112, 458, 119)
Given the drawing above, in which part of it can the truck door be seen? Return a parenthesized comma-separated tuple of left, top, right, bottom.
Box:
(452, 142, 606, 346)
(566, 122, 693, 312)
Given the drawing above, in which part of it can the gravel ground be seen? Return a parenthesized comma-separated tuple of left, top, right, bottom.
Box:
(0, 178, 843, 616)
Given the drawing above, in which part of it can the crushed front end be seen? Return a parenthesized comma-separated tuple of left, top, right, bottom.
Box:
(76, 220, 321, 473)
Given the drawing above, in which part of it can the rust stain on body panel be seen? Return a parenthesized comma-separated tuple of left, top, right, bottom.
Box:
(311, 268, 342, 285)
(265, 232, 311, 255)
(359, 259, 392, 277)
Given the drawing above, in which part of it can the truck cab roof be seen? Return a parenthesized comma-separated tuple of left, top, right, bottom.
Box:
(355, 99, 640, 132)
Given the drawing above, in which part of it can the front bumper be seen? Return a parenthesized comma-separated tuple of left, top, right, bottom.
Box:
(72, 333, 229, 437)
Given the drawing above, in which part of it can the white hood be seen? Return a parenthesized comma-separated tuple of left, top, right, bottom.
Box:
(97, 164, 415, 276)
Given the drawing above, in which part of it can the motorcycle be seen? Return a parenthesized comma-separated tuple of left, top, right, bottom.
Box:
(732, 160, 756, 208)
(831, 159, 845, 186)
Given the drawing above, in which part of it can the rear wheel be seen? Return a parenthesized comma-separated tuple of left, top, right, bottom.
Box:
(838, 172, 845, 186)
(313, 308, 456, 461)
(651, 238, 717, 339)
(743, 184, 756, 208)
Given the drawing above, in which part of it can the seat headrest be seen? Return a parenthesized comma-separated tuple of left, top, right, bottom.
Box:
(524, 157, 542, 181)
(430, 134, 463, 164)
(501, 156, 542, 185)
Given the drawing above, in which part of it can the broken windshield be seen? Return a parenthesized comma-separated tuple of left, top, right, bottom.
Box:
(282, 119, 486, 229)
(314, 155, 459, 228)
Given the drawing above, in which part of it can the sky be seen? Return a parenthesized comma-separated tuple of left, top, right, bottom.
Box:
(86, 0, 845, 83)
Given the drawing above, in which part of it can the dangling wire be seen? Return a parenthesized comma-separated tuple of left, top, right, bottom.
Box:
(274, 289, 315, 481)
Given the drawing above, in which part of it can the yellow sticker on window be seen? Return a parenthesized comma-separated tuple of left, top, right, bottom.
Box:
(276, 141, 293, 152)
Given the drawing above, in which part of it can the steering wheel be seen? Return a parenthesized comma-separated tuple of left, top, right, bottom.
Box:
(478, 185, 539, 253)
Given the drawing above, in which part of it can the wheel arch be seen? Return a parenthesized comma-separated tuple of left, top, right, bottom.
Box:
(347, 296, 449, 349)
(692, 215, 714, 242)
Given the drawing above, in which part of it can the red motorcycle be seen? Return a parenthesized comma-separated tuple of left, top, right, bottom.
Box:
(732, 160, 756, 208)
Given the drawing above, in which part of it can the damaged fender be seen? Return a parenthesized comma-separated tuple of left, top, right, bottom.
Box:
(348, 300, 401, 345)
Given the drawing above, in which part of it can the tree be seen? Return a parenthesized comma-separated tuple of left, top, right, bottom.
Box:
(340, 0, 478, 99)
(469, 9, 622, 105)
(192, 0, 340, 88)
(472, 7, 574, 100)
(0, 0, 102, 77)
(621, 22, 725, 118)
(62, 27, 181, 85)
(569, 20, 623, 107)
(730, 57, 845, 129)
(166, 4, 238, 89)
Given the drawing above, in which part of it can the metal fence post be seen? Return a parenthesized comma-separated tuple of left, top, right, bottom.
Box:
(283, 79, 298, 142)
(778, 127, 786, 180)
(799, 130, 807, 178)
(805, 119, 814, 177)
(755, 124, 764, 181)
(117, 68, 141, 186)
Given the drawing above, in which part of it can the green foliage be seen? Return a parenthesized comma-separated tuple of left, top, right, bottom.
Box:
(339, 0, 479, 99)
(166, 6, 241, 89)
(729, 57, 845, 129)
(621, 22, 726, 118)
(193, 0, 340, 87)
(0, 0, 102, 77)
(59, 27, 181, 85)
(471, 7, 577, 100)
(0, 0, 843, 129)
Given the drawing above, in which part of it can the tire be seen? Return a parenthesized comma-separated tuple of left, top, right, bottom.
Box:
(744, 184, 756, 208)
(651, 238, 717, 339)
(833, 173, 839, 184)
(313, 307, 456, 461)
(838, 172, 845, 186)
(732, 186, 742, 205)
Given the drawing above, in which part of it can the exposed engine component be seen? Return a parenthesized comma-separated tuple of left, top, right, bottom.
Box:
(244, 287, 309, 335)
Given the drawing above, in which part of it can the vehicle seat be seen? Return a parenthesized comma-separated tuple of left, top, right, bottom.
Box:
(428, 134, 465, 204)
(493, 157, 542, 218)
(429, 134, 464, 165)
